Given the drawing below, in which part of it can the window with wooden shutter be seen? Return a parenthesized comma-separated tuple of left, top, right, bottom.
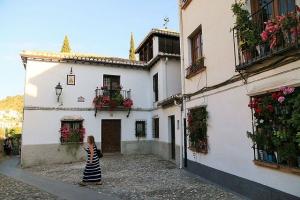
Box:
(191, 27, 203, 65)
(152, 118, 159, 138)
(153, 73, 158, 102)
(103, 75, 120, 90)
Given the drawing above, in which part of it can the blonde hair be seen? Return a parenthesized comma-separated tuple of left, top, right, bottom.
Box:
(87, 135, 95, 145)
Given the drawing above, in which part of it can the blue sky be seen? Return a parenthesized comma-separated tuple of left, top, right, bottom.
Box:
(0, 0, 179, 99)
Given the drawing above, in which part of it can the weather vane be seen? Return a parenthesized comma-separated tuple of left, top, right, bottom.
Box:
(163, 17, 169, 29)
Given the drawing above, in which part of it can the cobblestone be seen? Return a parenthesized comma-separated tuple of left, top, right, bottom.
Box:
(27, 155, 245, 200)
(0, 173, 58, 200)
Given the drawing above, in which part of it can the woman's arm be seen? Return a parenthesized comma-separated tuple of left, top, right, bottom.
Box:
(89, 144, 94, 164)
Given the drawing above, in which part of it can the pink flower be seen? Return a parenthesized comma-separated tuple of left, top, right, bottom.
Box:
(287, 87, 295, 94)
(260, 31, 269, 42)
(278, 96, 285, 104)
(280, 86, 295, 95)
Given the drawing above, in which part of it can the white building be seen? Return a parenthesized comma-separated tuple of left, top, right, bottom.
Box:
(21, 29, 182, 167)
(179, 0, 300, 199)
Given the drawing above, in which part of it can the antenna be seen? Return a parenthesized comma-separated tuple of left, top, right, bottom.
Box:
(163, 17, 169, 29)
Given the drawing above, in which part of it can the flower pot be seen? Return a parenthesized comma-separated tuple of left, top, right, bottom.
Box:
(256, 45, 265, 57)
(283, 30, 291, 46)
(242, 50, 252, 62)
(274, 151, 279, 163)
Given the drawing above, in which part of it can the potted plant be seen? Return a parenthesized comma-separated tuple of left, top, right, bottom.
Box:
(279, 13, 298, 45)
(232, 2, 260, 62)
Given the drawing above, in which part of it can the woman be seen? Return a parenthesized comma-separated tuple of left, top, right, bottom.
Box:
(79, 135, 102, 186)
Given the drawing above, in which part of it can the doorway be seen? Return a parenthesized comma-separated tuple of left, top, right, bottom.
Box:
(169, 115, 176, 160)
(101, 119, 121, 153)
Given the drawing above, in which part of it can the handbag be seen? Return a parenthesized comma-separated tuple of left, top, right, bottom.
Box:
(95, 145, 103, 158)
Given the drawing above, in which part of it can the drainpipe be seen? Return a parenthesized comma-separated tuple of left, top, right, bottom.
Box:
(165, 57, 168, 99)
(178, 0, 186, 169)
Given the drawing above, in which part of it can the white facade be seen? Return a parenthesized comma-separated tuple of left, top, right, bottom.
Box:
(21, 29, 182, 167)
(180, 0, 300, 198)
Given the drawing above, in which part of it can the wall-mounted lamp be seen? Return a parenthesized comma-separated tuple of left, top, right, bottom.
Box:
(55, 82, 63, 102)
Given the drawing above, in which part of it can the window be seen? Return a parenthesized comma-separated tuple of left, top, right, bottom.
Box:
(153, 118, 159, 138)
(190, 26, 203, 65)
(60, 120, 85, 143)
(159, 37, 180, 54)
(153, 73, 158, 102)
(135, 121, 146, 138)
(103, 75, 120, 90)
(278, 0, 295, 15)
(248, 86, 300, 172)
(187, 107, 208, 154)
(251, 0, 296, 18)
(139, 40, 153, 62)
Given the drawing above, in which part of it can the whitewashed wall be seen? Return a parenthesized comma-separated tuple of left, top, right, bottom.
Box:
(181, 0, 300, 197)
(152, 106, 182, 146)
(149, 58, 181, 104)
(182, 0, 236, 94)
(186, 63, 300, 196)
(22, 110, 152, 146)
(24, 60, 151, 109)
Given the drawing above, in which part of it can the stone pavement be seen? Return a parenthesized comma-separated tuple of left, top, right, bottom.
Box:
(0, 157, 119, 200)
(0, 173, 57, 200)
(27, 154, 246, 200)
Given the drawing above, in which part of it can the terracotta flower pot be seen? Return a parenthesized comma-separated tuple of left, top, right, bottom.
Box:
(242, 50, 252, 62)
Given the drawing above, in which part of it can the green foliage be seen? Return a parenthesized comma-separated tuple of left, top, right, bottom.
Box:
(281, 14, 298, 31)
(188, 107, 208, 146)
(5, 128, 21, 137)
(231, 1, 260, 49)
(111, 92, 124, 106)
(129, 32, 136, 61)
(248, 87, 300, 166)
(61, 35, 71, 53)
(67, 130, 81, 143)
(0, 95, 24, 113)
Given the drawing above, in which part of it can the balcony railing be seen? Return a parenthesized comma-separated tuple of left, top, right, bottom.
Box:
(233, 1, 300, 70)
(94, 87, 132, 117)
(95, 88, 131, 100)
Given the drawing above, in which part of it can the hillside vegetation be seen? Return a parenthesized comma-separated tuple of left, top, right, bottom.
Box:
(0, 95, 24, 113)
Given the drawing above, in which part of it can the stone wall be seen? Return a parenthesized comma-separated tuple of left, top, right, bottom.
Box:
(21, 142, 101, 167)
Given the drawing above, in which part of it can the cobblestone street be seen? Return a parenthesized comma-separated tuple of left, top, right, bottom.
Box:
(0, 173, 57, 200)
(27, 155, 245, 200)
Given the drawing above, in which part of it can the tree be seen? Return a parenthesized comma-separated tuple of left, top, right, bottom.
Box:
(0, 128, 4, 139)
(129, 32, 136, 61)
(0, 95, 24, 113)
(61, 35, 71, 53)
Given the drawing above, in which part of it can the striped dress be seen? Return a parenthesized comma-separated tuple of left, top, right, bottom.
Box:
(82, 145, 101, 183)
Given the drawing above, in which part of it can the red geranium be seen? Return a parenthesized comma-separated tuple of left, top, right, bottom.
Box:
(255, 107, 262, 114)
(60, 125, 70, 142)
(248, 99, 258, 109)
(267, 104, 274, 112)
(102, 96, 110, 104)
(123, 98, 133, 108)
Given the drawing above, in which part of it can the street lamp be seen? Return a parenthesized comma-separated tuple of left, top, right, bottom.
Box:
(55, 82, 63, 102)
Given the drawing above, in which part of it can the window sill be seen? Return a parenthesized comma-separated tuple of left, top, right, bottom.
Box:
(253, 160, 300, 176)
(188, 146, 208, 154)
(186, 66, 206, 79)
